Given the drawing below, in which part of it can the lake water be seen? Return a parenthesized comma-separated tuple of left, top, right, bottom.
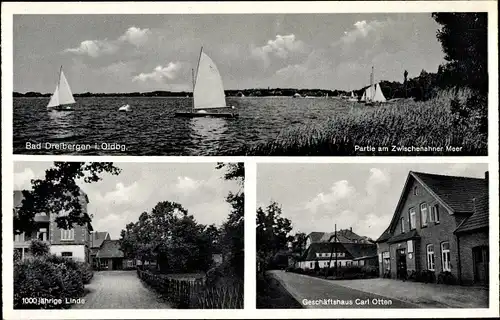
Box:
(13, 96, 350, 155)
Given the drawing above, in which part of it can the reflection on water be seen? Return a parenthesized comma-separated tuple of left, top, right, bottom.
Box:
(48, 110, 75, 140)
(188, 117, 227, 155)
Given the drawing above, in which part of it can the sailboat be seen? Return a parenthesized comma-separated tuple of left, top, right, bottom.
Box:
(175, 47, 237, 118)
(348, 91, 357, 102)
(361, 66, 386, 105)
(47, 66, 76, 111)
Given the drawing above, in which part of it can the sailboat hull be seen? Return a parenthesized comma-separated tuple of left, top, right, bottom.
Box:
(48, 104, 74, 111)
(174, 111, 238, 118)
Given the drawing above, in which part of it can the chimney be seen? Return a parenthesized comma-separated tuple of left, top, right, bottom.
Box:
(350, 227, 352, 232)
(485, 171, 489, 183)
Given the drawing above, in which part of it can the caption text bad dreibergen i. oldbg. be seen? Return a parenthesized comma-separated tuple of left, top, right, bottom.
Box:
(25, 142, 127, 152)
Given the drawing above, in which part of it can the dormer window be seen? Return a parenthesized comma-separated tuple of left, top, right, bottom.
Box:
(413, 186, 419, 196)
(401, 217, 405, 233)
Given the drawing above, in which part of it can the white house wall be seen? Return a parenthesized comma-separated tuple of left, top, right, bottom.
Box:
(50, 245, 86, 261)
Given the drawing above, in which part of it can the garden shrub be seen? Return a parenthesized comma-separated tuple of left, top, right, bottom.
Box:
(76, 261, 94, 285)
(437, 271, 456, 285)
(14, 255, 88, 309)
(29, 240, 50, 257)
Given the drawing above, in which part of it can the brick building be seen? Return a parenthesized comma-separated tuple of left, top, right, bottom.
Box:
(376, 171, 489, 285)
(14, 190, 93, 262)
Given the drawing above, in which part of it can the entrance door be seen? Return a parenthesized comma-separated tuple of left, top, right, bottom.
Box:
(473, 246, 489, 284)
(396, 248, 407, 280)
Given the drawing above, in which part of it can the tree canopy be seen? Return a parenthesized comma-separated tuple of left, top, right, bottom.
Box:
(256, 201, 293, 270)
(15, 162, 121, 234)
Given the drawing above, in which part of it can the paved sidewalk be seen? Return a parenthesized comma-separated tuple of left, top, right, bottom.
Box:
(72, 270, 172, 309)
(268, 270, 418, 308)
(333, 278, 488, 308)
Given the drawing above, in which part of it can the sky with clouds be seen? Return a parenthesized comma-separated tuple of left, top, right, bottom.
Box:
(257, 163, 488, 240)
(14, 13, 445, 93)
(14, 162, 240, 239)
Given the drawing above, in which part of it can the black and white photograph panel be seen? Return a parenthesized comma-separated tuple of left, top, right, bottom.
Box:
(13, 12, 488, 156)
(256, 163, 489, 309)
(13, 161, 244, 309)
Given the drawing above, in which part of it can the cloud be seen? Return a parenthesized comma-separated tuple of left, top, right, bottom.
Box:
(14, 168, 36, 190)
(64, 26, 151, 58)
(175, 176, 202, 193)
(252, 34, 306, 67)
(366, 168, 390, 196)
(64, 40, 119, 58)
(305, 180, 356, 213)
(338, 20, 388, 46)
(443, 164, 471, 176)
(132, 62, 184, 82)
(119, 26, 151, 47)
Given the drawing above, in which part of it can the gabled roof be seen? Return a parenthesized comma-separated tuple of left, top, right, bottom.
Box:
(412, 172, 487, 213)
(300, 242, 351, 261)
(91, 231, 111, 248)
(455, 194, 489, 233)
(14, 191, 24, 207)
(341, 243, 377, 259)
(96, 240, 124, 259)
(307, 229, 372, 244)
(376, 171, 487, 242)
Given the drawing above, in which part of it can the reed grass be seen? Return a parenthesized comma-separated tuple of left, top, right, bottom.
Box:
(238, 89, 486, 156)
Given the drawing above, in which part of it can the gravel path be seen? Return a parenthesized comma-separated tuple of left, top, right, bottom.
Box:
(72, 270, 172, 309)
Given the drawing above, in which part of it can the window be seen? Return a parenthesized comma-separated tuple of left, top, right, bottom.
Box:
(310, 262, 313, 269)
(401, 217, 405, 233)
(61, 252, 73, 257)
(430, 205, 440, 223)
(61, 229, 74, 240)
(409, 208, 416, 230)
(427, 244, 435, 270)
(420, 203, 428, 227)
(413, 186, 419, 196)
(37, 228, 48, 241)
(441, 242, 451, 271)
(14, 233, 25, 242)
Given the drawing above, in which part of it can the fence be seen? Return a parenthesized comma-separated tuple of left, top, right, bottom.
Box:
(137, 268, 243, 308)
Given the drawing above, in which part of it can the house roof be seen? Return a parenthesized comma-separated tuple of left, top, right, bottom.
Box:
(14, 190, 24, 207)
(387, 229, 421, 244)
(307, 229, 372, 244)
(342, 243, 377, 259)
(455, 194, 489, 233)
(96, 240, 124, 258)
(376, 171, 488, 242)
(412, 171, 487, 213)
(300, 242, 351, 261)
(91, 231, 110, 248)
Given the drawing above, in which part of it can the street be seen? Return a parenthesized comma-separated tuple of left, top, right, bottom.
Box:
(268, 270, 419, 308)
(72, 270, 172, 309)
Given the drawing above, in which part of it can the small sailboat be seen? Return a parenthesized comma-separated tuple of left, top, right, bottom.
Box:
(175, 47, 237, 118)
(47, 66, 76, 111)
(348, 91, 358, 102)
(118, 104, 131, 112)
(361, 66, 386, 106)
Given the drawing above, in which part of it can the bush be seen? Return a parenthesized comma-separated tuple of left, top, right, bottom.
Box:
(361, 265, 378, 277)
(29, 240, 50, 257)
(437, 271, 456, 285)
(408, 270, 436, 283)
(76, 261, 94, 285)
(14, 255, 85, 309)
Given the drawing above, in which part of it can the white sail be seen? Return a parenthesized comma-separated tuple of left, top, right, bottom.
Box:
(47, 85, 60, 108)
(58, 70, 76, 105)
(362, 86, 373, 102)
(193, 51, 226, 110)
(47, 67, 75, 109)
(373, 83, 386, 102)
